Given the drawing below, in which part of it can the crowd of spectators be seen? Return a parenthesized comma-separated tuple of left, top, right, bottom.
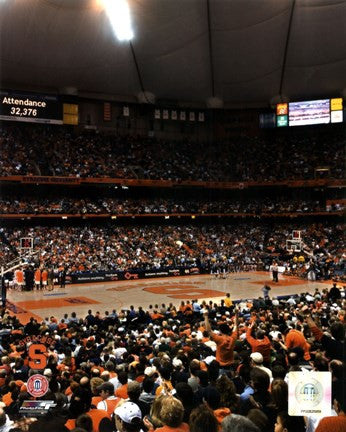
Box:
(0, 197, 332, 215)
(0, 222, 344, 281)
(0, 124, 344, 181)
(0, 283, 344, 431)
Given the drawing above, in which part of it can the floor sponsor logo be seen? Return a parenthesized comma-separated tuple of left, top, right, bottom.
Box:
(143, 284, 225, 299)
(124, 272, 139, 280)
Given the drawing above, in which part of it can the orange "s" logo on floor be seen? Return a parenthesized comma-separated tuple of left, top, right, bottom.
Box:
(143, 284, 225, 299)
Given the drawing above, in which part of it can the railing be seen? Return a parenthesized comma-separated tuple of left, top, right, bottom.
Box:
(0, 211, 343, 220)
(0, 175, 345, 189)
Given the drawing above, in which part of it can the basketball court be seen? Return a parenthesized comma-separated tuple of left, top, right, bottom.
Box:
(6, 272, 332, 324)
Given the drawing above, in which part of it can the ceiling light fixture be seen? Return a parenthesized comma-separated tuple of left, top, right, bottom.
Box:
(103, 0, 134, 41)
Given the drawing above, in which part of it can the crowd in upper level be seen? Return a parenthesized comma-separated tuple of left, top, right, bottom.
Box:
(0, 196, 333, 215)
(0, 124, 344, 181)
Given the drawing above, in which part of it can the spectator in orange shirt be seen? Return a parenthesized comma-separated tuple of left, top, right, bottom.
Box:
(96, 381, 120, 417)
(246, 321, 271, 365)
(315, 385, 346, 432)
(115, 371, 129, 399)
(203, 309, 238, 371)
(283, 326, 311, 361)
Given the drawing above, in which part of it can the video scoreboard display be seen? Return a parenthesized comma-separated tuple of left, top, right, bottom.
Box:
(276, 98, 343, 127)
(0, 91, 63, 124)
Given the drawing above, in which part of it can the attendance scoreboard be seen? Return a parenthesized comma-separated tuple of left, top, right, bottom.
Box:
(276, 98, 343, 127)
(0, 91, 63, 124)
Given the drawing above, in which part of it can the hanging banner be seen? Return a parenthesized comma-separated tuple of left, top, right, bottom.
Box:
(154, 109, 161, 119)
(123, 106, 129, 117)
(104, 102, 111, 121)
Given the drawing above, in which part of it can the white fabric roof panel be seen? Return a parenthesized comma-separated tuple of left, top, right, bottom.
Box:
(0, 0, 346, 107)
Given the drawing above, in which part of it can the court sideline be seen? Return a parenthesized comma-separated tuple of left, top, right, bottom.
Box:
(5, 271, 332, 324)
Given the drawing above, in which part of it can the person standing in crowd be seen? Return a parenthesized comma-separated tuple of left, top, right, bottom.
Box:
(224, 293, 233, 311)
(246, 321, 272, 366)
(283, 325, 311, 361)
(203, 307, 238, 373)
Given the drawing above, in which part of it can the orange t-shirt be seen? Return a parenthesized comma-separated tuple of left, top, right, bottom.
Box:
(246, 327, 271, 363)
(34, 269, 41, 283)
(210, 331, 237, 366)
(285, 329, 311, 361)
(41, 270, 48, 282)
(87, 408, 112, 432)
(315, 415, 346, 432)
(115, 383, 128, 399)
(65, 419, 75, 431)
(16, 270, 24, 283)
(91, 395, 102, 406)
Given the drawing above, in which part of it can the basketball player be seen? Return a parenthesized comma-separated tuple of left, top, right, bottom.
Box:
(41, 268, 48, 290)
(14, 268, 24, 291)
(34, 267, 41, 290)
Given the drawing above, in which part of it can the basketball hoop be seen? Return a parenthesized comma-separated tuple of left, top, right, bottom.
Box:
(20, 237, 34, 251)
(286, 231, 303, 253)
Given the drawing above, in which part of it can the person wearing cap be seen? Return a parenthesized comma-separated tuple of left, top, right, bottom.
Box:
(250, 352, 272, 380)
(114, 401, 143, 432)
(96, 381, 120, 417)
(127, 380, 150, 417)
(203, 308, 238, 372)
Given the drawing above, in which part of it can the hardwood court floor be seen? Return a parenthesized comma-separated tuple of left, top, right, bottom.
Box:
(7, 272, 332, 324)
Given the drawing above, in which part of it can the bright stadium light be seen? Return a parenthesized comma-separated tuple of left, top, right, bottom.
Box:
(103, 0, 134, 41)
